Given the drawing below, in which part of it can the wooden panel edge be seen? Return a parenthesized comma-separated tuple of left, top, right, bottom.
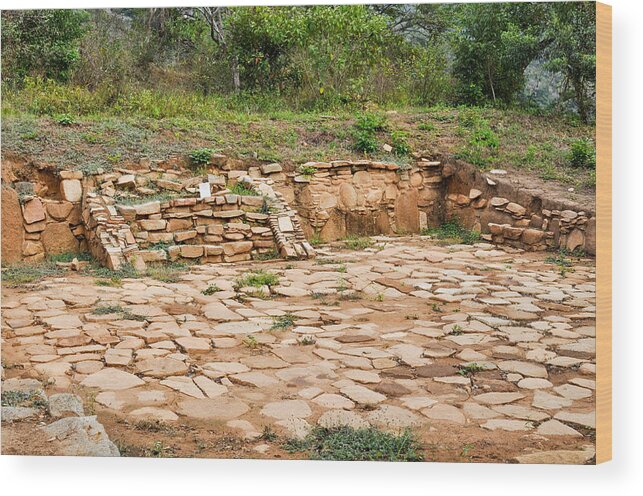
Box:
(595, 1, 612, 465)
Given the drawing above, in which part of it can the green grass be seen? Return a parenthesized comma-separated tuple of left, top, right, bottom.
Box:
(253, 249, 280, 261)
(270, 313, 296, 331)
(457, 363, 486, 376)
(227, 182, 259, 196)
(343, 236, 373, 250)
(92, 304, 124, 315)
(283, 426, 424, 462)
(422, 219, 481, 245)
(1, 390, 47, 409)
(236, 269, 280, 289)
(201, 284, 222, 296)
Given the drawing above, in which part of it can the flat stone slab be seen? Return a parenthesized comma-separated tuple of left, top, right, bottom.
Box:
(81, 368, 145, 391)
(317, 409, 369, 430)
(473, 392, 525, 405)
(339, 385, 386, 405)
(135, 358, 188, 378)
(366, 405, 423, 429)
(176, 398, 249, 420)
(40, 416, 120, 456)
(261, 400, 312, 420)
(230, 371, 279, 388)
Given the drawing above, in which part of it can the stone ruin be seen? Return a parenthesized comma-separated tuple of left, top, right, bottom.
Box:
(1, 152, 596, 268)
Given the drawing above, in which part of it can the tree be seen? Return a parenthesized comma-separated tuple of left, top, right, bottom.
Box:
(1, 9, 89, 83)
(542, 2, 596, 122)
(451, 3, 548, 105)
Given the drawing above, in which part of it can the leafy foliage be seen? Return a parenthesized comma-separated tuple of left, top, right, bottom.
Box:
(567, 139, 596, 169)
(423, 219, 481, 245)
(283, 426, 424, 462)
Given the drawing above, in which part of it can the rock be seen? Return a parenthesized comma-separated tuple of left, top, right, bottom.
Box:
(41, 222, 79, 255)
(473, 392, 525, 405)
(498, 360, 548, 378)
(230, 372, 279, 388)
(22, 198, 46, 224)
(2, 406, 39, 422)
(193, 376, 228, 398)
(60, 179, 82, 202)
(22, 240, 44, 256)
(136, 357, 188, 378)
(340, 385, 386, 405)
(133, 201, 161, 216)
(223, 241, 253, 256)
(261, 163, 283, 174)
(517, 378, 553, 389)
(203, 302, 243, 321)
(139, 219, 167, 231)
(554, 411, 595, 429)
(421, 404, 466, 424)
(536, 419, 582, 437)
(1, 186, 24, 262)
(160, 376, 204, 398)
(275, 417, 311, 440)
(261, 400, 312, 420)
(317, 410, 369, 430)
(490, 197, 509, 208)
(81, 368, 145, 390)
(506, 202, 526, 217)
(129, 407, 178, 422)
(481, 419, 533, 431)
(469, 189, 483, 200)
(177, 398, 249, 420)
(40, 416, 119, 456)
(312, 393, 355, 410)
(514, 448, 595, 464)
(48, 393, 84, 417)
(367, 405, 422, 429)
(46, 201, 74, 221)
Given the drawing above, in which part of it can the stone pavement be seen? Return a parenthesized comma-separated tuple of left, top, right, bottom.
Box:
(1, 236, 596, 462)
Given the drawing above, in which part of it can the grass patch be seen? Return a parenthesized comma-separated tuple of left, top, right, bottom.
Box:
(201, 284, 222, 296)
(227, 182, 259, 196)
(343, 236, 373, 250)
(1, 390, 47, 409)
(283, 426, 423, 462)
(457, 363, 486, 376)
(92, 304, 124, 315)
(270, 313, 296, 331)
(253, 249, 280, 261)
(236, 270, 280, 289)
(422, 219, 481, 245)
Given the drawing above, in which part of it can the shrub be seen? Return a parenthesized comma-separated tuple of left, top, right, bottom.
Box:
(567, 139, 595, 169)
(354, 112, 387, 132)
(391, 130, 410, 156)
(298, 164, 317, 177)
(202, 284, 222, 296)
(189, 148, 213, 166)
(423, 219, 481, 245)
(55, 113, 75, 125)
(283, 426, 423, 462)
(353, 129, 378, 154)
(228, 182, 258, 196)
(343, 236, 373, 250)
(236, 270, 280, 288)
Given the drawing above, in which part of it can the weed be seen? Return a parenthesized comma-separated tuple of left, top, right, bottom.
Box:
(134, 420, 175, 434)
(189, 148, 213, 166)
(253, 249, 280, 261)
(202, 284, 222, 296)
(121, 310, 148, 322)
(353, 129, 378, 154)
(343, 236, 373, 250)
(283, 426, 423, 462)
(242, 335, 261, 349)
(431, 303, 443, 312)
(337, 264, 347, 273)
(422, 219, 481, 245)
(94, 278, 122, 287)
(297, 336, 316, 346)
(145, 440, 174, 458)
(259, 426, 278, 442)
(567, 138, 595, 169)
(375, 292, 384, 302)
(298, 164, 317, 177)
(92, 304, 124, 315)
(236, 270, 280, 289)
(55, 113, 75, 125)
(145, 262, 190, 283)
(391, 130, 410, 156)
(448, 324, 464, 336)
(457, 363, 485, 376)
(309, 234, 324, 247)
(228, 182, 258, 196)
(1, 390, 46, 408)
(270, 313, 296, 331)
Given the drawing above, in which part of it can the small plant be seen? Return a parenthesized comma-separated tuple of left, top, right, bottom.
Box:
(309, 234, 323, 247)
(189, 148, 213, 166)
(431, 303, 443, 313)
(390, 130, 410, 156)
(354, 113, 388, 132)
(567, 139, 596, 169)
(353, 129, 378, 154)
(457, 363, 485, 376)
(202, 284, 222, 296)
(352, 113, 386, 154)
(449, 324, 464, 336)
(121, 310, 148, 322)
(405, 314, 419, 320)
(253, 249, 280, 261)
(343, 236, 373, 250)
(282, 426, 423, 462)
(297, 336, 316, 346)
(271, 313, 296, 331)
(259, 426, 278, 442)
(423, 219, 481, 245)
(337, 264, 347, 273)
(242, 335, 260, 349)
(298, 164, 317, 177)
(236, 270, 280, 289)
(92, 304, 124, 315)
(94, 278, 122, 287)
(145, 440, 174, 458)
(228, 182, 258, 196)
(55, 113, 75, 126)
(375, 292, 384, 302)
(417, 122, 436, 132)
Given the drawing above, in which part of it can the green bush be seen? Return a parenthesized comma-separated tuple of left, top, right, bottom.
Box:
(391, 130, 410, 156)
(354, 112, 387, 132)
(283, 426, 423, 462)
(567, 139, 595, 169)
(423, 219, 481, 245)
(55, 113, 75, 125)
(353, 129, 378, 154)
(189, 148, 213, 166)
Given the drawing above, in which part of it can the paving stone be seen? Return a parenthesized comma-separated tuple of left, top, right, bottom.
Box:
(340, 384, 386, 405)
(81, 368, 145, 390)
(160, 376, 205, 398)
(129, 407, 178, 422)
(317, 409, 369, 429)
(312, 393, 355, 410)
(230, 371, 279, 388)
(48, 393, 84, 417)
(176, 398, 249, 420)
(135, 357, 188, 378)
(514, 448, 595, 464)
(261, 400, 312, 420)
(481, 419, 534, 431)
(421, 403, 466, 424)
(536, 419, 582, 437)
(366, 405, 423, 429)
(473, 392, 525, 405)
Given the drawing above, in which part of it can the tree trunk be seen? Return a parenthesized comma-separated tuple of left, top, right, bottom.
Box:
(231, 55, 241, 93)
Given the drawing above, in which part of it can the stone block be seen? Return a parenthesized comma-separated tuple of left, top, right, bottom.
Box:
(60, 179, 82, 202)
(22, 198, 46, 224)
(133, 201, 161, 216)
(139, 219, 167, 231)
(223, 241, 253, 256)
(180, 245, 203, 258)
